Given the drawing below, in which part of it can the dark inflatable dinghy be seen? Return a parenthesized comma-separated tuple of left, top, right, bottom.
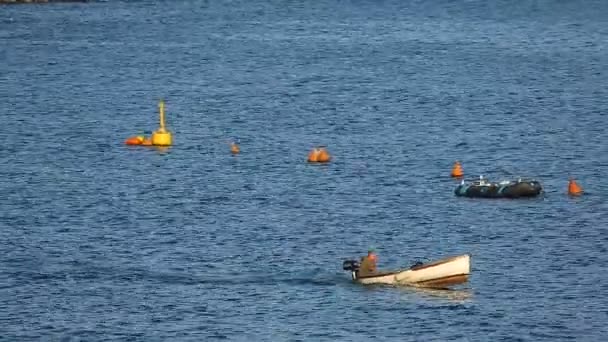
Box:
(455, 177, 542, 199)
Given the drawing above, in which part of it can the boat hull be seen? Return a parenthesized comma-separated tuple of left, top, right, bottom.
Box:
(353, 254, 471, 288)
(455, 180, 542, 198)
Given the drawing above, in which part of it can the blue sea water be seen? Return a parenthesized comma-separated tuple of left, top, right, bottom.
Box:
(1, 0, 608, 340)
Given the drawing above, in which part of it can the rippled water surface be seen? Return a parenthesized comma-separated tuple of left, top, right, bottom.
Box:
(2, 0, 608, 340)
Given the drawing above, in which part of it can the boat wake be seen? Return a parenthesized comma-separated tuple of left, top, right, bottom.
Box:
(156, 271, 345, 287)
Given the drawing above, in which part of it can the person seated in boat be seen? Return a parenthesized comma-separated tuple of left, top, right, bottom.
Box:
(358, 249, 378, 277)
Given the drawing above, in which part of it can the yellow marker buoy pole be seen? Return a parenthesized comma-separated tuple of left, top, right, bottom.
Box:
(151, 99, 173, 146)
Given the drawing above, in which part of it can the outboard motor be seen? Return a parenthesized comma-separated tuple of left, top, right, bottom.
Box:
(342, 259, 360, 272)
(343, 259, 360, 280)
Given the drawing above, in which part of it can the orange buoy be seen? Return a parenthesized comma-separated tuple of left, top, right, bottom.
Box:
(568, 178, 583, 196)
(451, 161, 464, 177)
(307, 148, 320, 162)
(317, 147, 331, 163)
(125, 136, 144, 145)
(230, 142, 240, 154)
(141, 137, 153, 146)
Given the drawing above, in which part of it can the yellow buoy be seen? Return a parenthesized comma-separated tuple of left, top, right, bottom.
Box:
(151, 99, 173, 146)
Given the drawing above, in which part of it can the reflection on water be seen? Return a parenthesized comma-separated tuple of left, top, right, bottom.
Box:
(356, 281, 473, 303)
(154, 146, 171, 154)
(409, 287, 473, 303)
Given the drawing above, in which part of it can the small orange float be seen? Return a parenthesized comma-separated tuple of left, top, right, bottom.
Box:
(308, 147, 331, 163)
(230, 142, 240, 154)
(316, 147, 331, 163)
(451, 161, 464, 178)
(141, 137, 153, 146)
(568, 178, 583, 196)
(307, 148, 320, 162)
(125, 135, 145, 145)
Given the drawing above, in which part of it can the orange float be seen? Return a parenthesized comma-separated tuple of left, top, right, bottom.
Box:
(307, 148, 320, 162)
(568, 178, 583, 196)
(230, 142, 240, 154)
(451, 161, 464, 177)
(308, 147, 331, 163)
(125, 136, 144, 145)
(316, 147, 331, 163)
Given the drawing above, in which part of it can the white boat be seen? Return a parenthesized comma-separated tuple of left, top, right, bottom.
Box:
(342, 254, 471, 288)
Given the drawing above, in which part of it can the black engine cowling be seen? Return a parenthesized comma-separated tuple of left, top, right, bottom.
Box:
(342, 259, 360, 271)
